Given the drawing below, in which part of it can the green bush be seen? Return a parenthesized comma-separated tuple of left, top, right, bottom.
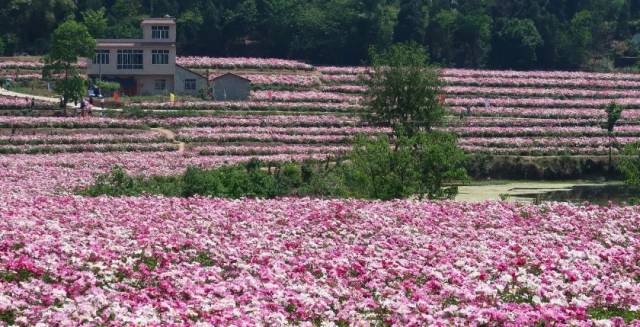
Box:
(82, 132, 468, 200)
(343, 132, 468, 200)
(96, 80, 121, 92)
(620, 142, 640, 185)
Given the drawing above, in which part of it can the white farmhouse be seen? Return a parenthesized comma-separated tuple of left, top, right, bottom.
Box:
(86, 16, 206, 96)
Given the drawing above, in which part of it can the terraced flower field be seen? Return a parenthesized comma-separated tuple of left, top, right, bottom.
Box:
(1, 57, 640, 325)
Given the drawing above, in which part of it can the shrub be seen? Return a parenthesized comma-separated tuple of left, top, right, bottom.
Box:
(620, 142, 640, 185)
(82, 135, 468, 200)
(96, 80, 121, 92)
(345, 132, 468, 200)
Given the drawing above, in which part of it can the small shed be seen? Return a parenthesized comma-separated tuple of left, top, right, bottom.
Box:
(211, 73, 251, 101)
(175, 65, 208, 95)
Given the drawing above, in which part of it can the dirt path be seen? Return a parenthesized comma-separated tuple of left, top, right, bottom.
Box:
(0, 87, 115, 111)
(151, 127, 185, 153)
(0, 87, 60, 103)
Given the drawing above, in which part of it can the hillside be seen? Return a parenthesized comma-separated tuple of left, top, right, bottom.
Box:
(0, 56, 638, 179)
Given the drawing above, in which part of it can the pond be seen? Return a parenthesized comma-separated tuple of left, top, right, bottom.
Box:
(511, 183, 640, 206)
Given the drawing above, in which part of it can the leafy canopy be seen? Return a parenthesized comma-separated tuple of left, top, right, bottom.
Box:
(345, 132, 468, 200)
(43, 20, 95, 106)
(365, 42, 445, 137)
(604, 102, 624, 134)
(49, 20, 96, 64)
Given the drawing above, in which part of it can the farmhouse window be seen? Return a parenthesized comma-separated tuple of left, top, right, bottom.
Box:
(152, 26, 170, 39)
(117, 49, 143, 70)
(184, 79, 196, 90)
(155, 79, 167, 91)
(93, 49, 110, 65)
(152, 50, 169, 65)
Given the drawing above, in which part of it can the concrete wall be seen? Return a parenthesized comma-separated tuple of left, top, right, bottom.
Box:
(136, 75, 174, 96)
(212, 75, 250, 101)
(141, 24, 176, 43)
(87, 46, 176, 76)
(174, 66, 207, 95)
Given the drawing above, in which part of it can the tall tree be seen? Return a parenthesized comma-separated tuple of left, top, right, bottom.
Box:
(453, 12, 492, 67)
(365, 42, 445, 136)
(604, 102, 624, 174)
(82, 7, 109, 38)
(491, 18, 543, 68)
(393, 0, 428, 44)
(43, 20, 96, 107)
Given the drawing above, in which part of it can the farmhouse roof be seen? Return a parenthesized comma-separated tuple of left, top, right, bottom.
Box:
(96, 39, 177, 47)
(141, 17, 176, 25)
(176, 64, 207, 79)
(210, 73, 251, 82)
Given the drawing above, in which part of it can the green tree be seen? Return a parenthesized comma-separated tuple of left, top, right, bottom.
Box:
(346, 134, 419, 199)
(492, 18, 543, 68)
(604, 102, 624, 173)
(393, 0, 428, 44)
(412, 132, 468, 199)
(620, 142, 640, 186)
(365, 42, 445, 136)
(346, 132, 467, 200)
(566, 10, 594, 69)
(108, 0, 143, 38)
(43, 20, 95, 107)
(81, 7, 108, 38)
(428, 9, 458, 65)
(0, 36, 5, 56)
(453, 12, 492, 67)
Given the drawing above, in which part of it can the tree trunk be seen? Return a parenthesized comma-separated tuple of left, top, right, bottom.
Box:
(608, 134, 613, 177)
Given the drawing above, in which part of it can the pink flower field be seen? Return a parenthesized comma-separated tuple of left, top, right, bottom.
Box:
(0, 148, 638, 325)
(2, 56, 640, 325)
(1, 193, 640, 325)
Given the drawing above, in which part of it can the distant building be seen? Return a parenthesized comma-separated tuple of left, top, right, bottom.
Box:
(86, 17, 206, 96)
(211, 73, 251, 101)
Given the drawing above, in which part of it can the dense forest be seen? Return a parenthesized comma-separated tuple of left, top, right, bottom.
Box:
(2, 0, 640, 70)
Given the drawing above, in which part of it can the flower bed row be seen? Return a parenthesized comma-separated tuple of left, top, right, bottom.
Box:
(320, 74, 363, 84)
(444, 86, 640, 99)
(318, 66, 640, 82)
(448, 107, 640, 119)
(0, 96, 53, 110)
(177, 126, 388, 136)
(0, 197, 638, 325)
(177, 132, 353, 144)
(177, 56, 314, 70)
(447, 97, 640, 109)
(460, 145, 617, 156)
(459, 136, 638, 148)
(442, 76, 640, 90)
(320, 85, 368, 94)
(212, 73, 320, 87)
(319, 70, 640, 91)
(252, 91, 362, 104)
(128, 101, 363, 112)
(195, 144, 352, 156)
(442, 68, 640, 81)
(0, 115, 363, 129)
(0, 152, 337, 195)
(451, 117, 611, 127)
(0, 73, 42, 80)
(0, 61, 43, 69)
(444, 125, 640, 137)
(0, 142, 178, 155)
(151, 115, 360, 128)
(0, 131, 168, 145)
